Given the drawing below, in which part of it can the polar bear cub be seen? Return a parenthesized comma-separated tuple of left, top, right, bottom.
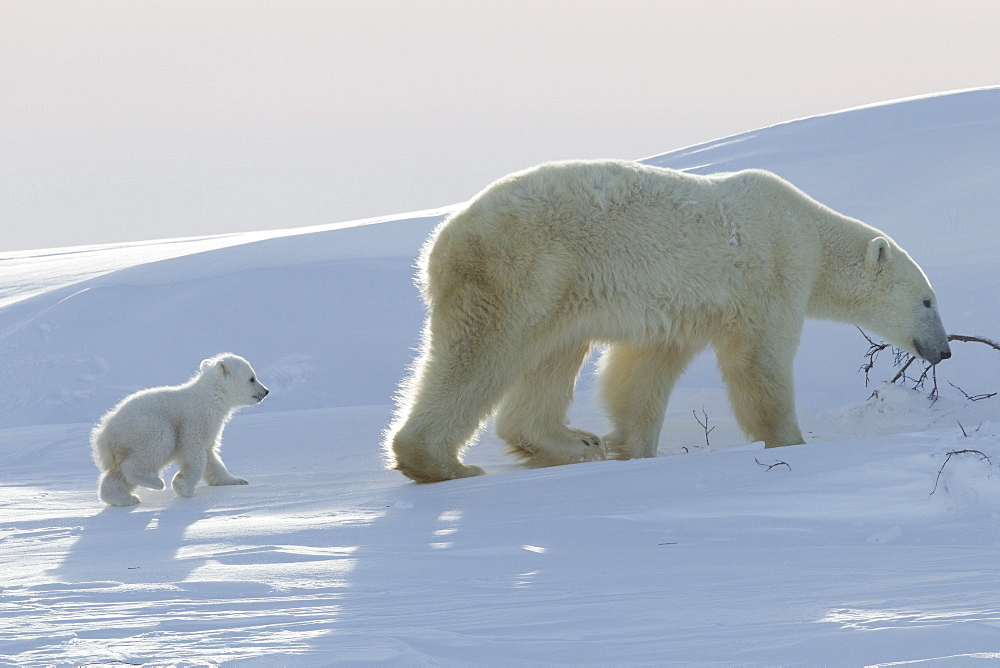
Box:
(92, 353, 269, 506)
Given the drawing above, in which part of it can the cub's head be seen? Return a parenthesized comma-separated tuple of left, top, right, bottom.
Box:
(858, 237, 951, 365)
(200, 353, 270, 406)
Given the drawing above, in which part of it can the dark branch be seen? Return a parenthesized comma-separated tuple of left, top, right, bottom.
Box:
(755, 457, 791, 472)
(930, 449, 993, 495)
(948, 334, 1000, 352)
(948, 382, 997, 402)
(693, 408, 715, 447)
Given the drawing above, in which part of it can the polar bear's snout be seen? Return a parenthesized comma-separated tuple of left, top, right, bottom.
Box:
(914, 337, 951, 365)
(253, 387, 269, 402)
(908, 295, 951, 365)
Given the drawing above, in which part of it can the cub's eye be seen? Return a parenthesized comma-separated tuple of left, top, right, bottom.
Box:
(249, 377, 256, 383)
(922, 299, 932, 308)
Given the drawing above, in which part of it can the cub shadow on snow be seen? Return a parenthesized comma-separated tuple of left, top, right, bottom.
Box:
(53, 489, 210, 586)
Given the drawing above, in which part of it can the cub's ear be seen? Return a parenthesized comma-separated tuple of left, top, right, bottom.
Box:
(865, 237, 892, 271)
(200, 357, 228, 375)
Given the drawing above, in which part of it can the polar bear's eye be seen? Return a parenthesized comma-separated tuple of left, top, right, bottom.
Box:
(249, 376, 256, 383)
(922, 299, 932, 308)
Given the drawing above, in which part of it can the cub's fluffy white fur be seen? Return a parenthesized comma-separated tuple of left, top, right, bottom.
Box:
(92, 353, 269, 506)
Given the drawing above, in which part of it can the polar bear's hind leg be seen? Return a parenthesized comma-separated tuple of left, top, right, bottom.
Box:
(389, 306, 532, 482)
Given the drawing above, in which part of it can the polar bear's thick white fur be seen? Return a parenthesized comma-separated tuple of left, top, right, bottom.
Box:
(92, 353, 269, 506)
(385, 160, 951, 483)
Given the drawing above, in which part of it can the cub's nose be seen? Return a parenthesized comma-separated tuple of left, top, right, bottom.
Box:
(940, 349, 952, 360)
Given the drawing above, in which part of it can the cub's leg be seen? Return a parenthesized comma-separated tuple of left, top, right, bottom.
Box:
(121, 458, 166, 490)
(495, 341, 606, 467)
(98, 469, 141, 506)
(171, 444, 208, 498)
(204, 447, 248, 486)
(599, 342, 700, 459)
(713, 327, 805, 447)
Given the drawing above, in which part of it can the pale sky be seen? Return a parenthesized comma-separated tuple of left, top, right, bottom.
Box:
(2, 0, 998, 251)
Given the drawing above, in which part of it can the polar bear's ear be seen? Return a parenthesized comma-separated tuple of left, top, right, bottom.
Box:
(217, 359, 230, 377)
(865, 237, 892, 271)
(200, 358, 213, 372)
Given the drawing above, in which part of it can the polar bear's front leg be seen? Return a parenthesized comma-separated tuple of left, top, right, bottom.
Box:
(599, 342, 701, 459)
(714, 328, 806, 447)
(495, 341, 606, 467)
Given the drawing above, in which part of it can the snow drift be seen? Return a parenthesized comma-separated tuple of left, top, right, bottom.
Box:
(2, 87, 1000, 666)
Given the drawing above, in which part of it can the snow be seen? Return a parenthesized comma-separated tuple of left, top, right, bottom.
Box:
(2, 87, 1000, 666)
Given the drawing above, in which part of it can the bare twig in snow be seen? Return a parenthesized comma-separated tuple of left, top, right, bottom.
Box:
(956, 421, 983, 438)
(889, 355, 918, 384)
(948, 382, 997, 402)
(857, 329, 999, 403)
(858, 327, 891, 387)
(755, 457, 791, 472)
(930, 449, 993, 496)
(693, 408, 714, 447)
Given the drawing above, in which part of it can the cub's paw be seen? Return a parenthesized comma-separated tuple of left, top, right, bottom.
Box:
(171, 473, 197, 498)
(106, 493, 141, 507)
(210, 476, 249, 486)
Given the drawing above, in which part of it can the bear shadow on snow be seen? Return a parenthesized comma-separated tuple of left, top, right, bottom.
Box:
(385, 159, 951, 483)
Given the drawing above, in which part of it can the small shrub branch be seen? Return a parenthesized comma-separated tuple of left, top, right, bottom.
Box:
(693, 408, 714, 448)
(755, 457, 791, 472)
(930, 449, 993, 495)
(859, 329, 998, 402)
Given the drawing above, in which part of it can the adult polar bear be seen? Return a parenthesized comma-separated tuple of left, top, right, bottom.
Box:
(386, 160, 951, 483)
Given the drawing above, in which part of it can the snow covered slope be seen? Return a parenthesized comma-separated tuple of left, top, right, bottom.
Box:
(2, 88, 1000, 666)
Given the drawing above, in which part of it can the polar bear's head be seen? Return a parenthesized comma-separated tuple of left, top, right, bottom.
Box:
(201, 353, 270, 406)
(857, 237, 951, 365)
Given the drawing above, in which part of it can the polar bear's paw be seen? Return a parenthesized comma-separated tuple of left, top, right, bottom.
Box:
(506, 428, 607, 469)
(396, 459, 486, 484)
(602, 433, 660, 460)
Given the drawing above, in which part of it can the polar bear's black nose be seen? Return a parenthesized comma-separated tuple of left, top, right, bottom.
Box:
(940, 349, 952, 360)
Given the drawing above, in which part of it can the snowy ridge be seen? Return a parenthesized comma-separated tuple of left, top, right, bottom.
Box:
(2, 88, 1000, 665)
